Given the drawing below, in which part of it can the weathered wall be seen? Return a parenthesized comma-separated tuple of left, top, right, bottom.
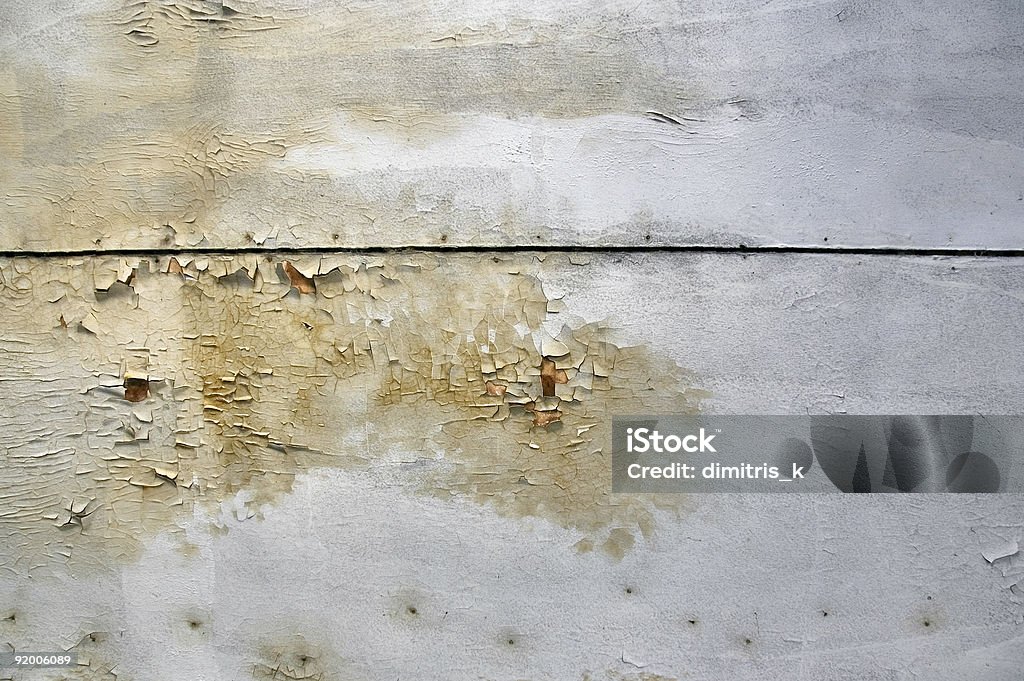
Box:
(2, 253, 1023, 679)
(1, 1, 1023, 680)
(2, 0, 1023, 251)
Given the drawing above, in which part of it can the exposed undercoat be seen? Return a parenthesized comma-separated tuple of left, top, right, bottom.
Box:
(0, 253, 706, 577)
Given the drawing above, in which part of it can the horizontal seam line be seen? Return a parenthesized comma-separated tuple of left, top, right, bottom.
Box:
(2, 245, 1024, 258)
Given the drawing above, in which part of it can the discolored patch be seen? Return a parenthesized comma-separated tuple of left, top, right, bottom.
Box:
(0, 1, 694, 250)
(253, 634, 338, 681)
(282, 262, 316, 295)
(0, 253, 707, 574)
(123, 376, 150, 402)
(601, 528, 637, 561)
(61, 630, 120, 681)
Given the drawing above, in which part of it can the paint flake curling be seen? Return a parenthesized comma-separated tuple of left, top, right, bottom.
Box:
(0, 253, 707, 575)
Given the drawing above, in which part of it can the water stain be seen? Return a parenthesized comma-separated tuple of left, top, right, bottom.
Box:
(1, 1, 695, 250)
(0, 253, 706, 575)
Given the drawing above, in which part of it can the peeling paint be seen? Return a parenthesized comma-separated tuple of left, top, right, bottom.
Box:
(0, 0, 694, 251)
(3, 2, 1024, 677)
(5, 1, 1021, 250)
(0, 253, 705, 575)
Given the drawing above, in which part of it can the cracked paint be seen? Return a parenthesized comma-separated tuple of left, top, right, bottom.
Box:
(0, 0, 694, 252)
(2, 2, 1024, 678)
(0, 253, 706, 577)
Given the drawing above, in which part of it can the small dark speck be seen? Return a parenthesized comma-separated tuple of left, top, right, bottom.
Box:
(688, 619, 697, 626)
(507, 638, 515, 646)
(439, 234, 448, 242)
(188, 620, 200, 629)
(625, 587, 633, 595)
(823, 236, 829, 242)
(332, 233, 339, 240)
(744, 638, 753, 645)
(407, 606, 418, 615)
(644, 234, 651, 241)
(923, 619, 931, 627)
(822, 611, 829, 617)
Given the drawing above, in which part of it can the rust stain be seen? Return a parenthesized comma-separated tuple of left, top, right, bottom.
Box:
(123, 376, 150, 402)
(282, 262, 316, 294)
(0, 253, 707, 575)
(540, 356, 558, 396)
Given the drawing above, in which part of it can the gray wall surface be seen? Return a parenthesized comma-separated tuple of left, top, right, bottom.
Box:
(1, 1, 1023, 680)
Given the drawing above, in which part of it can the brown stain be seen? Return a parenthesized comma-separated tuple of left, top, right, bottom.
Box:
(540, 357, 558, 396)
(0, 253, 707, 575)
(282, 262, 316, 294)
(0, 259, 194, 575)
(525, 404, 564, 427)
(123, 377, 150, 402)
(1, 2, 695, 250)
(601, 527, 637, 560)
(180, 261, 354, 512)
(214, 172, 560, 248)
(347, 255, 706, 556)
(573, 538, 595, 554)
(3, 0, 319, 250)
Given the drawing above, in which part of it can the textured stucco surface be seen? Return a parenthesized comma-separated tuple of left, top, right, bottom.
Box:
(1, 0, 1023, 250)
(2, 1, 1024, 680)
(1, 253, 1023, 679)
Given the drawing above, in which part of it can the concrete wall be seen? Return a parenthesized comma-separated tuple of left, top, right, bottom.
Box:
(1, 1, 1022, 680)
